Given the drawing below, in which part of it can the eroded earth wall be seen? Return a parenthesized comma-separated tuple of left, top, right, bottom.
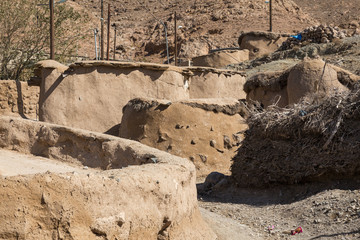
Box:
(119, 98, 248, 178)
(37, 61, 246, 134)
(0, 80, 39, 119)
(0, 116, 216, 240)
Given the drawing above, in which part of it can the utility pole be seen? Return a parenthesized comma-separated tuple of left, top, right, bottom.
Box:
(269, 0, 273, 32)
(113, 26, 117, 60)
(174, 11, 178, 66)
(107, 3, 111, 60)
(94, 29, 99, 60)
(50, 0, 55, 59)
(101, 0, 104, 60)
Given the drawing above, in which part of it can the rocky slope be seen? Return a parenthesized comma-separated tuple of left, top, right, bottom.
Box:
(70, 0, 317, 62)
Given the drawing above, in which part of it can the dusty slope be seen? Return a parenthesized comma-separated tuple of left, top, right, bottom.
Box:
(69, 0, 316, 62)
(293, 0, 360, 27)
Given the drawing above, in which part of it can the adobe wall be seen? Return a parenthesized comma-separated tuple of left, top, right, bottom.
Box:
(0, 80, 39, 119)
(119, 98, 248, 178)
(245, 58, 360, 108)
(36, 60, 246, 134)
(238, 32, 288, 59)
(192, 49, 249, 68)
(0, 116, 216, 239)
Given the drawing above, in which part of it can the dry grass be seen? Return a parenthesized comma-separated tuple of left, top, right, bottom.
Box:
(231, 86, 360, 187)
(247, 86, 360, 146)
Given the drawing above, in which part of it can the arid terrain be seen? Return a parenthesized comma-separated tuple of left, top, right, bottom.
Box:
(1, 0, 360, 239)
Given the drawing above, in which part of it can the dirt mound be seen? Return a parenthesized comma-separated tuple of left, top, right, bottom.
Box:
(231, 88, 360, 187)
(119, 98, 248, 178)
(0, 116, 216, 239)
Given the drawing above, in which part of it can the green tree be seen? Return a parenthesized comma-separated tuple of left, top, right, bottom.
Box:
(0, 0, 88, 80)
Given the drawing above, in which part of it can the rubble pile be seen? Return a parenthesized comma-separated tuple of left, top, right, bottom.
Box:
(279, 25, 349, 50)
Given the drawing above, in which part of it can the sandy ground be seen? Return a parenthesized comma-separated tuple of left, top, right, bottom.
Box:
(198, 180, 360, 240)
(0, 149, 92, 177)
(199, 207, 262, 240)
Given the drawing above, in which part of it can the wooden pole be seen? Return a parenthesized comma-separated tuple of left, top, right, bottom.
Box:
(49, 0, 55, 59)
(101, 0, 104, 60)
(174, 11, 178, 66)
(113, 26, 117, 60)
(107, 3, 110, 60)
(269, 0, 273, 32)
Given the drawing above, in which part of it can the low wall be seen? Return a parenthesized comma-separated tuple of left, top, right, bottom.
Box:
(238, 32, 288, 59)
(245, 58, 360, 108)
(119, 98, 248, 178)
(192, 49, 249, 68)
(36, 60, 246, 134)
(0, 116, 216, 239)
(0, 80, 39, 119)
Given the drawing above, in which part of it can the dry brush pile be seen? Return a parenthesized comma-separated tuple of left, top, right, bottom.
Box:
(231, 87, 360, 187)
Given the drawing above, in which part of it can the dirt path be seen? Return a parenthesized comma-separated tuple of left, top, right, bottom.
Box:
(0, 149, 91, 177)
(198, 182, 360, 240)
(200, 207, 263, 240)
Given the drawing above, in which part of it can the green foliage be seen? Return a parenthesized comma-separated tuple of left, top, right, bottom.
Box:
(0, 0, 88, 80)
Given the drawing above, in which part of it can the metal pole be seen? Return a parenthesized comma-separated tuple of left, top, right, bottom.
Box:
(113, 26, 117, 60)
(174, 11, 177, 66)
(50, 0, 55, 59)
(98, 34, 101, 59)
(101, 0, 104, 60)
(160, 21, 170, 64)
(269, 0, 273, 32)
(94, 29, 98, 60)
(107, 3, 110, 60)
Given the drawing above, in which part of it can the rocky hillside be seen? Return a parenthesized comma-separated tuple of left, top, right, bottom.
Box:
(70, 0, 317, 62)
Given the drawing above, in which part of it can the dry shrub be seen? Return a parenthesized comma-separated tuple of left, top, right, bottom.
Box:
(231, 86, 360, 187)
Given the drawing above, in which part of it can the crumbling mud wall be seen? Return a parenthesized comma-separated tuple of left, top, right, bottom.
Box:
(245, 58, 359, 107)
(36, 60, 246, 134)
(119, 98, 248, 178)
(0, 80, 39, 119)
(231, 89, 360, 187)
(192, 49, 249, 68)
(238, 32, 288, 59)
(0, 116, 216, 240)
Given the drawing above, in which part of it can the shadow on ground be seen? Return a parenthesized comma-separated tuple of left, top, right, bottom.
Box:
(197, 177, 360, 206)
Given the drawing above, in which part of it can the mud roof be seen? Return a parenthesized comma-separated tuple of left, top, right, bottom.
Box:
(69, 61, 246, 76)
(238, 31, 290, 45)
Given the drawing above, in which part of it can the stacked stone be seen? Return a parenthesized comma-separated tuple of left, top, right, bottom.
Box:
(279, 25, 348, 51)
